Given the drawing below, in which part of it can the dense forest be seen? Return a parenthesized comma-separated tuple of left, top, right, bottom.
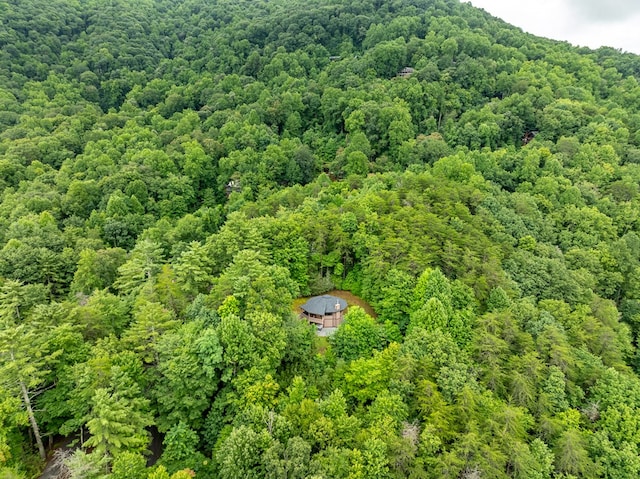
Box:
(3, 0, 640, 477)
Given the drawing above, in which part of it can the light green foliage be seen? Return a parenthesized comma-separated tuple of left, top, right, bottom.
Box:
(0, 322, 62, 460)
(173, 241, 213, 296)
(413, 268, 452, 312)
(217, 313, 259, 380)
(366, 390, 408, 428)
(83, 377, 153, 457)
(343, 343, 401, 403)
(53, 341, 144, 434)
(0, 391, 27, 468)
(122, 298, 178, 364)
(590, 430, 640, 479)
(410, 297, 449, 333)
(147, 466, 171, 479)
(541, 366, 569, 413)
(263, 436, 311, 479)
(487, 287, 510, 312)
(345, 438, 390, 479)
(153, 265, 188, 316)
(331, 306, 385, 361)
(232, 369, 281, 412)
(0, 281, 27, 325)
(529, 439, 554, 479)
(111, 451, 147, 479)
(0, 467, 26, 479)
(554, 429, 594, 478)
(345, 151, 369, 176)
(409, 268, 476, 346)
(245, 311, 288, 370)
(168, 470, 196, 479)
(63, 450, 110, 479)
(114, 241, 164, 295)
(215, 425, 272, 479)
(210, 249, 299, 318)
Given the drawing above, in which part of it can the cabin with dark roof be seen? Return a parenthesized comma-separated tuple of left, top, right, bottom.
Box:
(398, 67, 415, 78)
(300, 294, 348, 328)
(225, 178, 241, 196)
(522, 130, 539, 145)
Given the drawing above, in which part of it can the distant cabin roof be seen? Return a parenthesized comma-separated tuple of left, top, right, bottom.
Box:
(300, 295, 347, 316)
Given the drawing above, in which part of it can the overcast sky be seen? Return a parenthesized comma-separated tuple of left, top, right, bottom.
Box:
(468, 0, 640, 54)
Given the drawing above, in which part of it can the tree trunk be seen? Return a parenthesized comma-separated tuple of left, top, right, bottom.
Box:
(8, 348, 46, 461)
(19, 378, 46, 461)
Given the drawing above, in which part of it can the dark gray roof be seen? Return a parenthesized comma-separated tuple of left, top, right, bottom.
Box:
(300, 295, 347, 315)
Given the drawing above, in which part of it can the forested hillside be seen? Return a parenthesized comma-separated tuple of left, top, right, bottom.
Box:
(3, 0, 640, 477)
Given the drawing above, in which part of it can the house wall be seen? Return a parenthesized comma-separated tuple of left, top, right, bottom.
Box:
(302, 312, 323, 325)
(322, 312, 343, 328)
(302, 309, 346, 328)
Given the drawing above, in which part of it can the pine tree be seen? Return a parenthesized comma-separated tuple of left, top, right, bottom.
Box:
(83, 387, 153, 458)
(0, 324, 60, 461)
(0, 280, 26, 325)
(114, 241, 164, 295)
(122, 300, 178, 365)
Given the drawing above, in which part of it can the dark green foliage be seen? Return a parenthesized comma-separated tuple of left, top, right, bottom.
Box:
(159, 422, 204, 474)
